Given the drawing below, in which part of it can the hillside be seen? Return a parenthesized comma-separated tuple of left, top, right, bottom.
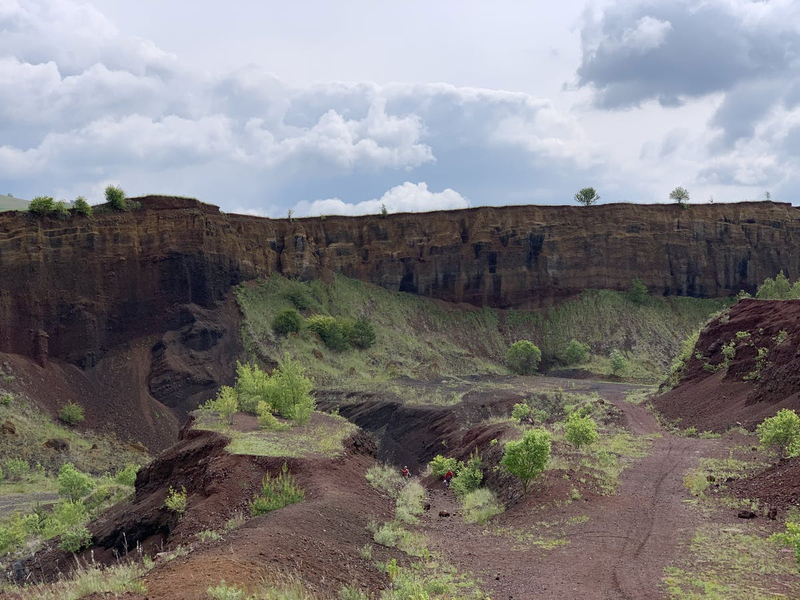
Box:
(0, 196, 796, 369)
(0, 194, 28, 212)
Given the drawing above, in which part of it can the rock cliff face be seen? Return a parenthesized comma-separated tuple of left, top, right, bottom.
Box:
(1, 196, 799, 366)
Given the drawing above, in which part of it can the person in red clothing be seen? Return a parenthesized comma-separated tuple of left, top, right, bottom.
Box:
(444, 469, 454, 488)
(401, 465, 410, 479)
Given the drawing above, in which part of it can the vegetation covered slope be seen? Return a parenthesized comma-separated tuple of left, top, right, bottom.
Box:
(237, 274, 728, 386)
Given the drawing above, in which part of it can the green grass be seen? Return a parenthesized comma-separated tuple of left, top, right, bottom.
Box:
(196, 412, 357, 458)
(0, 194, 29, 212)
(663, 524, 799, 598)
(236, 275, 727, 389)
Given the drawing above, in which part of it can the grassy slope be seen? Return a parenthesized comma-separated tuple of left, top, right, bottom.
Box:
(236, 274, 729, 387)
(0, 195, 29, 212)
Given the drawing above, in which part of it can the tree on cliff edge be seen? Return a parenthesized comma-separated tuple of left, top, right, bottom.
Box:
(574, 187, 600, 206)
(105, 185, 127, 211)
(669, 186, 690, 209)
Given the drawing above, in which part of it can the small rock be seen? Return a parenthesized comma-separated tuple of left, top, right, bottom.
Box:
(1, 421, 16, 435)
(768, 507, 778, 520)
(438, 510, 450, 518)
(423, 503, 431, 511)
(738, 510, 757, 519)
(44, 438, 69, 452)
(706, 475, 716, 483)
(90, 443, 98, 450)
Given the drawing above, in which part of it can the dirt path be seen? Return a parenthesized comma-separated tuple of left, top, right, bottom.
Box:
(422, 385, 715, 599)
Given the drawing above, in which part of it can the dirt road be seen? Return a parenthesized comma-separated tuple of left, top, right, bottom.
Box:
(423, 383, 716, 599)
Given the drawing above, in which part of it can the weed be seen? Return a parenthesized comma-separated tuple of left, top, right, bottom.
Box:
(339, 584, 369, 600)
(396, 481, 426, 524)
(373, 522, 401, 547)
(197, 529, 223, 542)
(358, 543, 373, 560)
(461, 488, 504, 524)
(1, 393, 13, 405)
(9, 561, 148, 599)
(207, 581, 247, 600)
(59, 525, 91, 552)
(164, 486, 187, 516)
(250, 463, 304, 516)
(58, 402, 85, 426)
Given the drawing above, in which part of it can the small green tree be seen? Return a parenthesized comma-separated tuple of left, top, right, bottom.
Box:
(511, 402, 532, 423)
(628, 278, 649, 304)
(669, 186, 690, 208)
(563, 339, 590, 365)
(235, 362, 271, 414)
(28, 196, 55, 216)
(272, 309, 303, 336)
(59, 526, 92, 553)
(429, 455, 459, 477)
(502, 428, 551, 492)
(348, 316, 376, 349)
(610, 349, 627, 375)
(756, 409, 800, 457)
(202, 386, 238, 423)
(104, 185, 127, 211)
(164, 485, 188, 516)
(380, 203, 389, 218)
(73, 196, 92, 216)
(574, 187, 600, 206)
(756, 271, 799, 300)
(57, 463, 95, 502)
(506, 341, 542, 375)
(306, 315, 350, 351)
(53, 200, 70, 218)
(269, 355, 314, 424)
(450, 450, 482, 497)
(564, 412, 599, 449)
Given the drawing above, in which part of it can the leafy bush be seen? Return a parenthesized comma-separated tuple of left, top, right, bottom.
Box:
(58, 463, 95, 502)
(609, 349, 627, 375)
(502, 428, 551, 492)
(563, 339, 590, 365)
(53, 200, 70, 218)
(373, 522, 401, 547)
(250, 463, 304, 516)
(59, 525, 92, 553)
(165, 485, 188, 516)
(348, 316, 376, 349)
(756, 271, 800, 300)
(429, 455, 459, 477)
(506, 340, 542, 375)
(756, 409, 800, 457)
(1, 392, 12, 405)
(115, 464, 140, 487)
(105, 185, 127, 211)
(306, 315, 350, 351)
(28, 196, 55, 216)
(256, 401, 283, 431)
(4, 458, 29, 481)
(743, 347, 769, 381)
(202, 385, 239, 423)
(272, 308, 303, 336)
(269, 355, 314, 424)
(461, 488, 504, 524)
(59, 401, 85, 425)
(366, 464, 405, 498)
(628, 278, 649, 304)
(564, 412, 599, 449)
(511, 402, 532, 422)
(235, 362, 271, 414)
(73, 196, 92, 216)
(284, 282, 314, 310)
(451, 450, 482, 498)
(771, 519, 800, 574)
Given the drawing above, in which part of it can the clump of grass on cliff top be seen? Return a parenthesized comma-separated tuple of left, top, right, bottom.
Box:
(236, 275, 728, 388)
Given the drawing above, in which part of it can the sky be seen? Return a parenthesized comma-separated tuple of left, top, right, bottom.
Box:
(1, 0, 799, 216)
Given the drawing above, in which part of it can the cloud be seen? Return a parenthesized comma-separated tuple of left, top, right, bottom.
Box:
(292, 182, 469, 217)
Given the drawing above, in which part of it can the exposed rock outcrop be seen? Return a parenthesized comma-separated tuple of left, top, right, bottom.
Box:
(1, 196, 798, 368)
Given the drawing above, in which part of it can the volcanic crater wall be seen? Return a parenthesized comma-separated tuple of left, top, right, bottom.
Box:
(1, 196, 799, 366)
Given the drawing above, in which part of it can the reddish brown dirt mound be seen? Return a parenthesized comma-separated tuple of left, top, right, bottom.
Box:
(729, 457, 800, 514)
(654, 299, 800, 431)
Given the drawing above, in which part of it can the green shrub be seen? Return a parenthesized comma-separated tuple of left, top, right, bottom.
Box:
(756, 409, 800, 457)
(348, 316, 376, 349)
(235, 362, 271, 414)
(59, 401, 85, 425)
(269, 355, 314, 423)
(1, 392, 12, 405)
(574, 187, 600, 206)
(511, 402, 532, 422)
(256, 401, 283, 431)
(564, 412, 599, 449)
(58, 463, 95, 502)
(59, 525, 92, 553)
(105, 185, 127, 211)
(461, 488, 504, 524)
(451, 451, 482, 497)
(756, 271, 800, 300)
(563, 339, 591, 365)
(366, 464, 405, 498)
(743, 347, 769, 381)
(771, 519, 800, 573)
(28, 196, 55, 216)
(53, 200, 70, 218)
(115, 464, 140, 487)
(207, 581, 247, 600)
(502, 428, 551, 492)
(272, 308, 303, 336)
(4, 458, 29, 481)
(609, 349, 627, 375)
(165, 485, 188, 516)
(628, 278, 649, 304)
(396, 481, 426, 524)
(373, 522, 401, 547)
(506, 340, 542, 375)
(73, 196, 92, 216)
(250, 463, 304, 516)
(669, 186, 690, 208)
(306, 315, 350, 351)
(429, 455, 458, 477)
(284, 283, 314, 310)
(202, 385, 239, 423)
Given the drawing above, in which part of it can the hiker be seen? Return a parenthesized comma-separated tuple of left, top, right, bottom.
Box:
(401, 465, 410, 480)
(444, 469, 454, 488)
